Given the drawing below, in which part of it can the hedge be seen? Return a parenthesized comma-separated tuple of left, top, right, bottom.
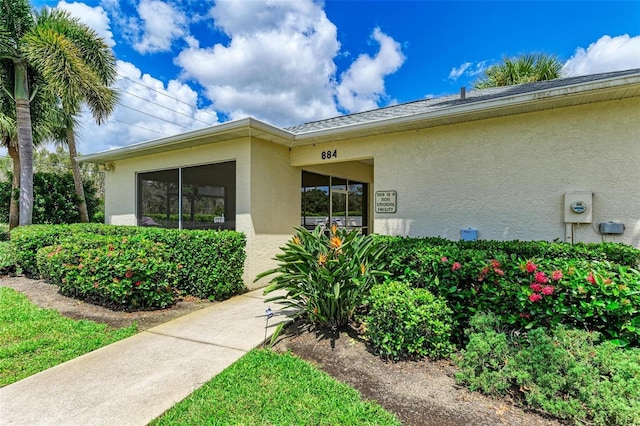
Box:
(37, 234, 177, 310)
(375, 237, 640, 346)
(12, 223, 246, 304)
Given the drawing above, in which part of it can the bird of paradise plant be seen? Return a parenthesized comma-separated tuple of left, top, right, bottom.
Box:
(256, 224, 388, 339)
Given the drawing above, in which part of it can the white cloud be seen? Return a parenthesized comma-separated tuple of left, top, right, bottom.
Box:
(132, 0, 188, 54)
(56, 1, 115, 47)
(563, 34, 640, 77)
(176, 0, 342, 126)
(73, 61, 218, 154)
(336, 28, 405, 113)
(176, 0, 405, 126)
(448, 62, 472, 81)
(448, 60, 488, 82)
(103, 0, 189, 54)
(133, 0, 187, 53)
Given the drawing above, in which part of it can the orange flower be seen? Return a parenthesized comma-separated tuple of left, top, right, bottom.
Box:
(360, 263, 366, 274)
(292, 236, 301, 245)
(318, 253, 328, 266)
(331, 223, 338, 235)
(329, 236, 342, 250)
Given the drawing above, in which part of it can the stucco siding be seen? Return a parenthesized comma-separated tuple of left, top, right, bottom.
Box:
(245, 138, 300, 289)
(103, 138, 251, 227)
(367, 97, 639, 246)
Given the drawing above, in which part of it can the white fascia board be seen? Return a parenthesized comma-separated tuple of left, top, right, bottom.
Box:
(79, 117, 294, 163)
(292, 73, 640, 142)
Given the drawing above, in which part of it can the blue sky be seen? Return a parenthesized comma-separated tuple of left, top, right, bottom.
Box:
(30, 0, 640, 154)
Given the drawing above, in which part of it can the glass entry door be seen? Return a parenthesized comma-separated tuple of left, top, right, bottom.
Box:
(330, 189, 347, 229)
(301, 171, 368, 234)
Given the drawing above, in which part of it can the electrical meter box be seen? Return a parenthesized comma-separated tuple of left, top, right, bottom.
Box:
(564, 192, 593, 224)
(599, 222, 624, 234)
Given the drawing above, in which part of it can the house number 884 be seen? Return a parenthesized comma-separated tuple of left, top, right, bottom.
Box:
(321, 150, 337, 160)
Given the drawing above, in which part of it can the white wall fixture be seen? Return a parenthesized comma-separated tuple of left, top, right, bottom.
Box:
(564, 192, 593, 224)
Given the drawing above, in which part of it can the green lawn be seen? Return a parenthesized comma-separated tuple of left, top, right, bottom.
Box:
(0, 287, 137, 387)
(152, 349, 400, 426)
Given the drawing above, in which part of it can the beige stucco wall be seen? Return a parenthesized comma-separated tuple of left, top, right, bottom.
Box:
(291, 97, 640, 247)
(103, 138, 251, 227)
(101, 95, 639, 294)
(245, 138, 300, 288)
(102, 137, 305, 290)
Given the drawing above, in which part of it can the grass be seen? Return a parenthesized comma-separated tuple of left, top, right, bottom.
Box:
(152, 349, 400, 426)
(0, 287, 137, 387)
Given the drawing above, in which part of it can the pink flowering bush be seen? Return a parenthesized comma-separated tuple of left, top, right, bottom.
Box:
(376, 236, 640, 346)
(37, 234, 178, 310)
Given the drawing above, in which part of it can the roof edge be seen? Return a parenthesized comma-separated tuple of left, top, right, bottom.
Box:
(79, 117, 294, 163)
(291, 71, 640, 141)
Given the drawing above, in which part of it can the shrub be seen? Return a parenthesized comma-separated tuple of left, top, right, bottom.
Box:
(134, 227, 246, 300)
(12, 223, 247, 301)
(11, 224, 71, 277)
(376, 237, 640, 346)
(0, 241, 16, 275)
(0, 172, 100, 225)
(456, 313, 640, 425)
(364, 281, 455, 360)
(0, 223, 9, 241)
(257, 225, 388, 330)
(37, 235, 177, 310)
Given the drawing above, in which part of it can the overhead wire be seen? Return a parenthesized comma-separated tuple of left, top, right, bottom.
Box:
(108, 118, 170, 137)
(116, 73, 219, 121)
(116, 103, 195, 131)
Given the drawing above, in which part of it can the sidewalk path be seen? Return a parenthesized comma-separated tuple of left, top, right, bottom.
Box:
(0, 289, 288, 426)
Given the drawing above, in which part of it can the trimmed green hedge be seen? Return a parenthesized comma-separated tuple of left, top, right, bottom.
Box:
(12, 223, 246, 305)
(364, 281, 455, 360)
(375, 237, 640, 346)
(37, 235, 177, 310)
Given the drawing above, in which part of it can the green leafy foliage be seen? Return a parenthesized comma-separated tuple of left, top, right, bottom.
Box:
(456, 314, 640, 425)
(364, 281, 455, 360)
(0, 224, 10, 241)
(0, 241, 16, 275)
(11, 223, 246, 305)
(257, 226, 388, 329)
(11, 224, 72, 277)
(376, 237, 640, 346)
(37, 235, 177, 310)
(0, 172, 101, 224)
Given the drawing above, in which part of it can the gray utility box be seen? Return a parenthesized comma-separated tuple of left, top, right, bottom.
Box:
(599, 222, 624, 234)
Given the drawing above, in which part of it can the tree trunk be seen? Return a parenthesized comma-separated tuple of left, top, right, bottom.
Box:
(7, 143, 20, 230)
(14, 60, 34, 226)
(66, 128, 89, 222)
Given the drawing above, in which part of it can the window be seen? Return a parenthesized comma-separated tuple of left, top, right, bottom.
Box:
(137, 161, 236, 230)
(301, 171, 368, 234)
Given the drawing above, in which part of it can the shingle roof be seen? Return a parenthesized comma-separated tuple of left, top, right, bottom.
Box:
(285, 68, 640, 135)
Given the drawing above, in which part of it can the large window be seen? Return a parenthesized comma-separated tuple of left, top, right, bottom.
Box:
(137, 161, 235, 230)
(301, 171, 368, 234)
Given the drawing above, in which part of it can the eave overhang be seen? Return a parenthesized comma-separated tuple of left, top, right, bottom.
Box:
(79, 72, 640, 164)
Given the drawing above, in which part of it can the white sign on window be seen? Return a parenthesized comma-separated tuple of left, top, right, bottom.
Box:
(375, 190, 397, 213)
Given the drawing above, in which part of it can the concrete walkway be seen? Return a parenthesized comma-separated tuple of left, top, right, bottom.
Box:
(0, 289, 288, 426)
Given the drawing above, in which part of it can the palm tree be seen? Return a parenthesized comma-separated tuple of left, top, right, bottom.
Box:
(0, 0, 116, 226)
(0, 57, 57, 228)
(473, 53, 563, 89)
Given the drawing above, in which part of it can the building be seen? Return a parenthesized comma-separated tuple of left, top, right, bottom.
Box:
(80, 69, 640, 288)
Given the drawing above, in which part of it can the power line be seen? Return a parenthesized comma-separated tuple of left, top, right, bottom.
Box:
(119, 90, 215, 126)
(117, 103, 195, 131)
(108, 118, 169, 137)
(117, 74, 219, 121)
